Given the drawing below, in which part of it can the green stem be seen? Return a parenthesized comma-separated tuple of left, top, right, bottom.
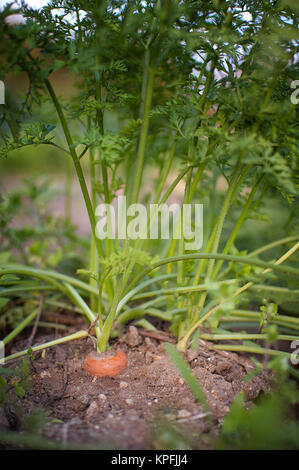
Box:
(127, 252, 299, 293)
(194, 162, 249, 316)
(204, 161, 246, 278)
(210, 344, 292, 358)
(65, 156, 72, 222)
(219, 319, 299, 332)
(0, 285, 54, 296)
(193, 162, 249, 287)
(131, 279, 237, 300)
(230, 309, 299, 326)
(189, 161, 207, 200)
(2, 308, 39, 345)
(177, 168, 192, 290)
(118, 305, 174, 325)
(211, 174, 263, 280)
(197, 56, 217, 121)
(154, 138, 177, 204)
(201, 333, 299, 342)
(63, 283, 96, 324)
(0, 265, 100, 296)
(97, 275, 123, 352)
(75, 4, 83, 46)
(177, 243, 299, 351)
(249, 235, 299, 258)
(131, 64, 155, 205)
(44, 78, 104, 258)
(0, 267, 67, 294)
(116, 274, 174, 316)
(3, 330, 89, 363)
(37, 322, 67, 330)
(249, 284, 299, 296)
(89, 146, 99, 311)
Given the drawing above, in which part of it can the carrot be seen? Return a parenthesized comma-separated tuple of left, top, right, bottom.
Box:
(84, 349, 128, 378)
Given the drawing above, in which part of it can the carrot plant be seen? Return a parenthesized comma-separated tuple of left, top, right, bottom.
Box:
(0, 0, 299, 363)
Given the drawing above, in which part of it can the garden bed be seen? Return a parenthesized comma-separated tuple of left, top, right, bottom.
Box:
(0, 319, 271, 449)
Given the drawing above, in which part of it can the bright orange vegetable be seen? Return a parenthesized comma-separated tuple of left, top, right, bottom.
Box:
(84, 349, 128, 378)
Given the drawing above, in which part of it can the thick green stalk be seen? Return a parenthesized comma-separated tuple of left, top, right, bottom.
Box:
(211, 174, 263, 280)
(65, 156, 72, 222)
(154, 139, 177, 204)
(131, 64, 155, 205)
(177, 242, 299, 351)
(38, 322, 67, 331)
(3, 330, 89, 363)
(97, 276, 123, 352)
(0, 267, 104, 335)
(0, 267, 67, 294)
(210, 344, 292, 358)
(202, 161, 245, 278)
(116, 274, 174, 316)
(177, 169, 192, 308)
(192, 163, 250, 315)
(189, 161, 207, 201)
(219, 318, 299, 332)
(62, 283, 102, 341)
(94, 74, 113, 259)
(44, 78, 104, 258)
(75, 4, 83, 45)
(2, 308, 39, 345)
(167, 161, 207, 273)
(0, 285, 54, 296)
(194, 55, 210, 91)
(197, 56, 217, 123)
(89, 146, 99, 311)
(201, 333, 299, 342)
(194, 163, 250, 317)
(249, 284, 299, 297)
(130, 279, 237, 300)
(230, 309, 299, 326)
(249, 235, 299, 258)
(63, 283, 96, 324)
(32, 298, 86, 315)
(0, 265, 99, 296)
(118, 306, 173, 325)
(128, 251, 299, 293)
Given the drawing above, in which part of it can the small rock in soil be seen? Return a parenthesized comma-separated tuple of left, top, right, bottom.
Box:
(120, 381, 128, 389)
(177, 409, 191, 419)
(78, 394, 90, 405)
(144, 337, 156, 352)
(85, 401, 100, 419)
(125, 326, 143, 347)
(40, 370, 51, 378)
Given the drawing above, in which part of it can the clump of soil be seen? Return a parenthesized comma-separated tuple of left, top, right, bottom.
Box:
(0, 323, 272, 449)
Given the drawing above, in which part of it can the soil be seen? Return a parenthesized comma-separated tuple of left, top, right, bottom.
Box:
(0, 316, 272, 450)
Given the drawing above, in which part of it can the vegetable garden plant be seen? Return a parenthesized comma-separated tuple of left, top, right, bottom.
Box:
(0, 0, 299, 374)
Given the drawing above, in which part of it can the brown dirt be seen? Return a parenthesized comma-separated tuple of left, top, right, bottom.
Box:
(0, 321, 272, 450)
